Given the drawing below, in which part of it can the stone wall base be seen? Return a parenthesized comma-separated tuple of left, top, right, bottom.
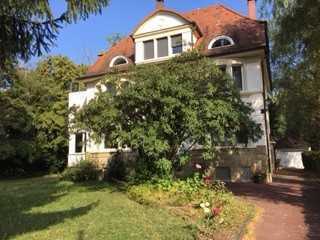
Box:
(81, 146, 269, 182)
(178, 146, 269, 182)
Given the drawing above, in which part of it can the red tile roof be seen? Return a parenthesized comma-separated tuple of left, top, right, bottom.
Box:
(83, 4, 267, 80)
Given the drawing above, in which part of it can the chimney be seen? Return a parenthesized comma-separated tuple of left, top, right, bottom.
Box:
(248, 0, 257, 19)
(156, 0, 165, 9)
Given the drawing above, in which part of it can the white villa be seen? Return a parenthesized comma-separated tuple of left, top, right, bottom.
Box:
(68, 0, 273, 181)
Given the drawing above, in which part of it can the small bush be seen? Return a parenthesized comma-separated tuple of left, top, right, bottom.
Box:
(302, 151, 320, 172)
(62, 160, 102, 182)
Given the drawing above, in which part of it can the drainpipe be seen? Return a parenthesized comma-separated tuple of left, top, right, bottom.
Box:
(261, 60, 273, 183)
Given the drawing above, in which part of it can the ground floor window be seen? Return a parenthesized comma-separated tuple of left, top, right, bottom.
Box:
(75, 133, 85, 153)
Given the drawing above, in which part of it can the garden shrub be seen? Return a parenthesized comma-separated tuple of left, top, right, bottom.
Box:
(302, 151, 320, 172)
(62, 160, 102, 182)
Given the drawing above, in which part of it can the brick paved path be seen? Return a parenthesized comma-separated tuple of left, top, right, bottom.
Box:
(228, 172, 320, 240)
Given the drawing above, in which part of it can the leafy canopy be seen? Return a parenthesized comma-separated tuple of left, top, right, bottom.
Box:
(0, 56, 86, 174)
(75, 52, 261, 179)
(0, 0, 110, 69)
(263, 0, 320, 149)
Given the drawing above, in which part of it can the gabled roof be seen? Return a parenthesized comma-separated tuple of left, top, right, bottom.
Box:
(132, 8, 200, 36)
(83, 4, 267, 80)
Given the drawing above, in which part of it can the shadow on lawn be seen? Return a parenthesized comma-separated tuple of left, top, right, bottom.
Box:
(227, 175, 320, 240)
(0, 177, 99, 240)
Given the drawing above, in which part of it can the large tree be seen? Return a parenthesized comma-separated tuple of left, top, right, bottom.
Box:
(74, 52, 261, 179)
(263, 0, 320, 149)
(0, 94, 34, 175)
(0, 0, 109, 71)
(1, 56, 86, 174)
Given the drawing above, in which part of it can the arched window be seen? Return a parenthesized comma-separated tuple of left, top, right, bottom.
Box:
(208, 36, 234, 49)
(109, 56, 128, 67)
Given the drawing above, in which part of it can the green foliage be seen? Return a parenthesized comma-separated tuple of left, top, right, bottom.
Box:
(0, 56, 86, 175)
(261, 0, 320, 65)
(75, 51, 262, 180)
(302, 151, 320, 172)
(0, 0, 110, 72)
(62, 160, 102, 182)
(262, 1, 320, 149)
(0, 94, 34, 175)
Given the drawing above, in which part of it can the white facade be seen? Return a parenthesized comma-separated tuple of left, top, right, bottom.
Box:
(68, 84, 113, 166)
(68, 10, 271, 166)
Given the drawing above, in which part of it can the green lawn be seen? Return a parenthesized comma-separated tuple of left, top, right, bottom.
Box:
(0, 176, 195, 240)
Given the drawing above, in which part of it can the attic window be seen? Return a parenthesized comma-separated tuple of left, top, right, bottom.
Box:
(209, 36, 234, 49)
(110, 56, 128, 67)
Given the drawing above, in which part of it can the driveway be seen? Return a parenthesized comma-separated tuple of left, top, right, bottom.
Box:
(228, 171, 320, 240)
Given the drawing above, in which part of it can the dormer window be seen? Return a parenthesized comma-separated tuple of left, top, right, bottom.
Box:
(209, 36, 234, 49)
(157, 37, 169, 57)
(171, 34, 183, 54)
(110, 56, 128, 67)
(144, 40, 155, 60)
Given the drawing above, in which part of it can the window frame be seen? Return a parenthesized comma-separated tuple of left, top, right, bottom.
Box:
(157, 37, 169, 58)
(143, 39, 155, 60)
(109, 56, 128, 67)
(231, 64, 244, 91)
(171, 34, 183, 55)
(208, 36, 235, 49)
(75, 132, 85, 153)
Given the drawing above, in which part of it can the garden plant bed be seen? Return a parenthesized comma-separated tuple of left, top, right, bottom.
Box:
(127, 176, 256, 240)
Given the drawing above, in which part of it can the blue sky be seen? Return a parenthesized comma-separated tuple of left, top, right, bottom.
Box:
(27, 0, 262, 67)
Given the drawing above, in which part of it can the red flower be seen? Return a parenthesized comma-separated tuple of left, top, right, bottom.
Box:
(211, 207, 222, 217)
(203, 176, 212, 185)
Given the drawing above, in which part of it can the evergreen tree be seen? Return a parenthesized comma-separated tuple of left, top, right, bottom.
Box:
(0, 0, 109, 71)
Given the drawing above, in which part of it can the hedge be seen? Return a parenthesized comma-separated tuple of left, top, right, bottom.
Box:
(302, 151, 320, 172)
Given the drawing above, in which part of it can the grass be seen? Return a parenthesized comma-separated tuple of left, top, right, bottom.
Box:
(0, 176, 196, 240)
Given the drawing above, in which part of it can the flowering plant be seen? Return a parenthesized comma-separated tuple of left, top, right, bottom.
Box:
(200, 202, 211, 215)
(195, 164, 202, 170)
(211, 207, 222, 217)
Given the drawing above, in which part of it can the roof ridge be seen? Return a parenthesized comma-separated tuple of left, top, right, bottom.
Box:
(181, 3, 220, 15)
(217, 4, 266, 23)
(183, 3, 265, 23)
